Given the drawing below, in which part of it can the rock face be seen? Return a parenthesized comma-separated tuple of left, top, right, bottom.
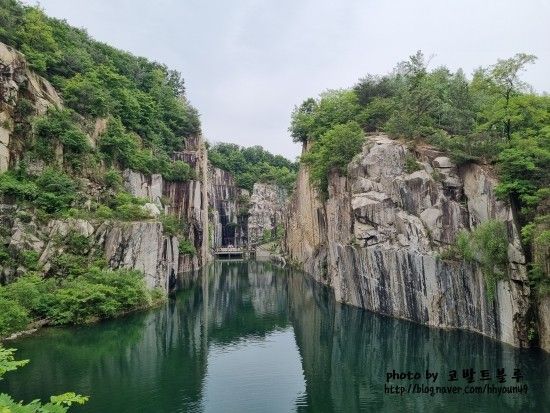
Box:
(208, 167, 248, 248)
(0, 42, 62, 173)
(101, 221, 178, 290)
(247, 183, 287, 245)
(123, 135, 211, 273)
(284, 135, 531, 347)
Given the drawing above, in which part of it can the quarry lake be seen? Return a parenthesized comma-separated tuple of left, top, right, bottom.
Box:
(2, 261, 549, 412)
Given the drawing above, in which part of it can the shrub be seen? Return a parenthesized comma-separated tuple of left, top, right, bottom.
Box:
(0, 172, 38, 201)
(33, 108, 91, 165)
(1, 273, 53, 315)
(301, 121, 364, 197)
(34, 168, 78, 213)
(160, 213, 183, 236)
(179, 239, 196, 256)
(443, 220, 509, 300)
(165, 160, 193, 181)
(46, 268, 150, 324)
(0, 297, 30, 337)
(404, 153, 422, 174)
(104, 168, 123, 189)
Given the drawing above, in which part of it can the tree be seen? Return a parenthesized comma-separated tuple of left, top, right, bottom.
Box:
(0, 345, 88, 411)
(489, 53, 537, 140)
(302, 121, 364, 196)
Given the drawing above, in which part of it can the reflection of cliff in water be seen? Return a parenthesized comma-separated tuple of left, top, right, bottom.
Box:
(2, 261, 549, 413)
(286, 269, 550, 413)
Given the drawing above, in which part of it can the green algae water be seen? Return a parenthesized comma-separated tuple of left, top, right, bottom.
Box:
(1, 260, 549, 412)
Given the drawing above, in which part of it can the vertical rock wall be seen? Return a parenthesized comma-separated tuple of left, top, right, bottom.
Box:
(122, 135, 210, 274)
(247, 183, 287, 245)
(284, 135, 531, 347)
(208, 167, 248, 248)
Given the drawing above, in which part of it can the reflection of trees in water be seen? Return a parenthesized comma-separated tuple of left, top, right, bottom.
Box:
(2, 261, 549, 413)
(286, 271, 550, 412)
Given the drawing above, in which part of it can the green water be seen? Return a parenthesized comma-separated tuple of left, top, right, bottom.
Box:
(1, 261, 549, 412)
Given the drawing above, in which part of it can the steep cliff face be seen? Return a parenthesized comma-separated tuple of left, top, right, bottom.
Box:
(122, 135, 210, 273)
(247, 183, 287, 245)
(0, 42, 62, 172)
(208, 167, 248, 248)
(285, 135, 531, 347)
(0, 41, 210, 289)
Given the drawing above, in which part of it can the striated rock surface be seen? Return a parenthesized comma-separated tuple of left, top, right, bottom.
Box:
(285, 135, 531, 347)
(247, 183, 287, 245)
(208, 167, 248, 248)
(101, 221, 178, 290)
(122, 135, 211, 273)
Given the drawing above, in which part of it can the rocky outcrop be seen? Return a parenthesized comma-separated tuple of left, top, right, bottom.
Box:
(0, 42, 62, 172)
(101, 221, 178, 290)
(2, 217, 178, 290)
(247, 183, 287, 245)
(284, 134, 531, 347)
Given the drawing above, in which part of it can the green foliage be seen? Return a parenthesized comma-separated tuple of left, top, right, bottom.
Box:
(104, 168, 123, 190)
(0, 0, 200, 156)
(443, 220, 509, 300)
(290, 90, 360, 142)
(98, 118, 194, 181)
(46, 268, 151, 324)
(0, 168, 78, 214)
(32, 108, 90, 168)
(164, 160, 194, 182)
(301, 121, 364, 196)
(0, 268, 156, 329)
(0, 297, 30, 337)
(404, 153, 422, 174)
(0, 346, 29, 378)
(179, 239, 197, 256)
(0, 344, 88, 412)
(208, 143, 298, 192)
(34, 168, 78, 213)
(160, 213, 183, 236)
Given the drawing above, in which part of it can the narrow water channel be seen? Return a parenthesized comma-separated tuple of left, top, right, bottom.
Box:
(2, 261, 549, 412)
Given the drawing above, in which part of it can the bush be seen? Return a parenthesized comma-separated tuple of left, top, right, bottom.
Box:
(46, 268, 150, 324)
(0, 297, 30, 337)
(404, 153, 422, 174)
(33, 108, 91, 165)
(443, 220, 509, 300)
(0, 172, 38, 201)
(165, 160, 193, 182)
(160, 213, 183, 236)
(179, 239, 196, 256)
(104, 168, 123, 189)
(34, 168, 78, 213)
(301, 121, 364, 197)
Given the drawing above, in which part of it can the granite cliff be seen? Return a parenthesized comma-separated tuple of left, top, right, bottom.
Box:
(284, 135, 536, 348)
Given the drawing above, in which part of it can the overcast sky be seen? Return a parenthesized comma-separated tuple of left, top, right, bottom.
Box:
(23, 0, 550, 160)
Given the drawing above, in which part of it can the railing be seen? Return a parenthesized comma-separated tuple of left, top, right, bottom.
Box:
(213, 246, 256, 258)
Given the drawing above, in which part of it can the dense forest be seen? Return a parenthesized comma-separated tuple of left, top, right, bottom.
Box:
(290, 51, 549, 298)
(208, 143, 298, 191)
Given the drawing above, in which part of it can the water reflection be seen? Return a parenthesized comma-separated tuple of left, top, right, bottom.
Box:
(1, 261, 549, 412)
